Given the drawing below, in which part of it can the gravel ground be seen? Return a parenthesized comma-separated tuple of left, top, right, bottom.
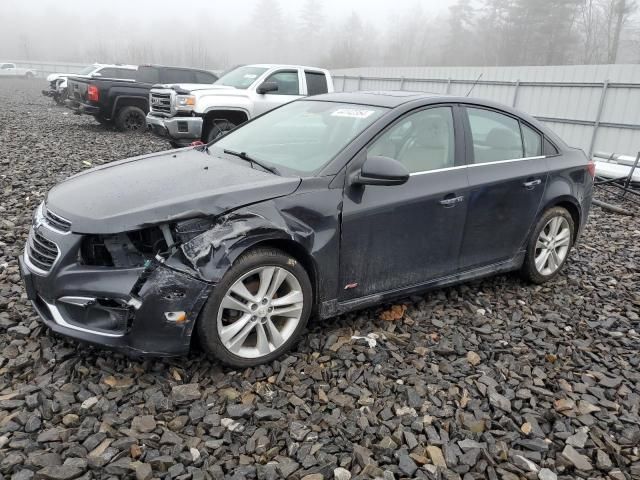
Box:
(0, 79, 639, 480)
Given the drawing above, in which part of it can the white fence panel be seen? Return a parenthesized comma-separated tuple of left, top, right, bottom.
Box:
(332, 65, 640, 156)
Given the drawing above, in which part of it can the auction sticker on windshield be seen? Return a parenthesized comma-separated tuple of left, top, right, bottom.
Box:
(331, 108, 377, 119)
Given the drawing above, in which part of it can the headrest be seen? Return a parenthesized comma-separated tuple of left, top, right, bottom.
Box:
(486, 127, 521, 150)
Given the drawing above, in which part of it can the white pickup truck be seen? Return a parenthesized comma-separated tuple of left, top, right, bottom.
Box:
(146, 64, 334, 147)
(0, 63, 36, 79)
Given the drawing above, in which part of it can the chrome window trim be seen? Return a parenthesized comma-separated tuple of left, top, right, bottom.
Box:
(468, 155, 546, 167)
(410, 165, 467, 176)
(408, 155, 547, 176)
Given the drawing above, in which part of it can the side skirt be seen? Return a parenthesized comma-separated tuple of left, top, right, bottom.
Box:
(319, 253, 525, 319)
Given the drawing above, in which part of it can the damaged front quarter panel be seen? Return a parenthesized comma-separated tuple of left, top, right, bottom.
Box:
(165, 203, 315, 284)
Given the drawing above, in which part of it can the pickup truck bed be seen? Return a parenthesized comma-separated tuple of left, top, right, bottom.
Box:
(65, 65, 218, 131)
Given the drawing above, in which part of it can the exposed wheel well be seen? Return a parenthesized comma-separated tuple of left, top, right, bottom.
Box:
(113, 98, 148, 118)
(247, 239, 318, 307)
(202, 110, 248, 140)
(549, 200, 581, 242)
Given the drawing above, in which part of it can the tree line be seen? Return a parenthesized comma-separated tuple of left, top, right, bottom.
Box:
(3, 0, 639, 69)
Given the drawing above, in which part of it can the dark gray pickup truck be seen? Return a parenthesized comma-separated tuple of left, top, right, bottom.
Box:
(65, 65, 218, 131)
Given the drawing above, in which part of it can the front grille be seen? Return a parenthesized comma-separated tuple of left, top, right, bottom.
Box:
(150, 92, 171, 114)
(44, 207, 71, 232)
(27, 230, 59, 273)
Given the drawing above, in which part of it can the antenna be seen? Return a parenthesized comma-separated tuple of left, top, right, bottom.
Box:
(466, 73, 483, 97)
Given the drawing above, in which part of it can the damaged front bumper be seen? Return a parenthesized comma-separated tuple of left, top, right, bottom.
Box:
(19, 215, 213, 356)
(146, 113, 202, 146)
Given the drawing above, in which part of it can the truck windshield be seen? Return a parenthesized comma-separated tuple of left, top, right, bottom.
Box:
(214, 66, 268, 89)
(211, 100, 387, 176)
(78, 65, 98, 75)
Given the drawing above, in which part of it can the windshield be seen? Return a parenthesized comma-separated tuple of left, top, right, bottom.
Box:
(214, 66, 268, 89)
(212, 101, 387, 175)
(78, 65, 97, 75)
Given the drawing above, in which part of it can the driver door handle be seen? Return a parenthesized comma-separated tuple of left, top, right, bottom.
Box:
(439, 195, 464, 207)
(523, 178, 542, 189)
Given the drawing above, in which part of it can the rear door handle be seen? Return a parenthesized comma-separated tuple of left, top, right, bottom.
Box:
(523, 178, 542, 189)
(439, 195, 464, 207)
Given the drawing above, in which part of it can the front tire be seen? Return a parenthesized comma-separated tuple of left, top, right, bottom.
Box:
(197, 248, 312, 367)
(521, 207, 574, 284)
(115, 106, 146, 132)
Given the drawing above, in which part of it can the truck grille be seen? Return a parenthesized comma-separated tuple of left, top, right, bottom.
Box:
(27, 230, 59, 273)
(150, 92, 172, 114)
(44, 207, 71, 233)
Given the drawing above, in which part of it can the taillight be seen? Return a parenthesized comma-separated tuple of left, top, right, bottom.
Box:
(87, 85, 99, 102)
(587, 160, 596, 178)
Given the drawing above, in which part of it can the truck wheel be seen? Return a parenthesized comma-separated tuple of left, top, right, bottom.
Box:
(115, 106, 146, 132)
(197, 247, 312, 367)
(205, 119, 235, 143)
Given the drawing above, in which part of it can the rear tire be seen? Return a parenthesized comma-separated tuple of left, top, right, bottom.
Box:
(115, 106, 146, 132)
(205, 119, 235, 143)
(521, 207, 575, 284)
(197, 248, 312, 367)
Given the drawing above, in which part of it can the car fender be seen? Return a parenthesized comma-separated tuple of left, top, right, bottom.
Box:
(166, 203, 314, 284)
(196, 96, 253, 118)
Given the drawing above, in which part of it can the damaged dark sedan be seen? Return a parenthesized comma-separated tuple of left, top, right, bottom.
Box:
(20, 91, 593, 366)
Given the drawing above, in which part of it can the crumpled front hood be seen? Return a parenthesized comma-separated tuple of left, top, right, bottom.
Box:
(45, 148, 301, 234)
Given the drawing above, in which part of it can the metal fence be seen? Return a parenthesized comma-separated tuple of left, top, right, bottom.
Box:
(333, 65, 640, 157)
(13, 60, 89, 78)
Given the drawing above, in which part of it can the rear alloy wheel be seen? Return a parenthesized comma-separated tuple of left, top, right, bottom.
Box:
(521, 207, 574, 284)
(115, 106, 146, 132)
(197, 248, 312, 367)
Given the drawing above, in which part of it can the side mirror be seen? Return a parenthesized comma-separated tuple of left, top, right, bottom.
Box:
(257, 81, 279, 94)
(351, 155, 410, 186)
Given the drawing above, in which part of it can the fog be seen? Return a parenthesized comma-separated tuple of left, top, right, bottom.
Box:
(1, 0, 639, 69)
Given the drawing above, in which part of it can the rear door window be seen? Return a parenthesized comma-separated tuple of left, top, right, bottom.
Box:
(305, 71, 328, 96)
(466, 107, 524, 163)
(521, 124, 543, 157)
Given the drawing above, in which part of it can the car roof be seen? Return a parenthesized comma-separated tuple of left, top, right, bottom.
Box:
(247, 64, 329, 72)
(310, 90, 535, 114)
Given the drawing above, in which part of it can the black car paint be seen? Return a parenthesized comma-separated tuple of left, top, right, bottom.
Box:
(21, 92, 593, 356)
(65, 66, 217, 122)
(46, 149, 301, 234)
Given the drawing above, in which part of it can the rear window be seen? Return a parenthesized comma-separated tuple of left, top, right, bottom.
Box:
(161, 69, 197, 84)
(96, 68, 136, 79)
(305, 71, 328, 96)
(195, 71, 217, 84)
(136, 68, 160, 84)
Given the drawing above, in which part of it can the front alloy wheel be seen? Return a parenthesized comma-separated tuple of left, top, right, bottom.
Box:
(197, 248, 312, 367)
(218, 266, 303, 358)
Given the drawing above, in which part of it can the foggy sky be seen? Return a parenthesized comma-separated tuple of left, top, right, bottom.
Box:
(1, 0, 638, 69)
(0, 0, 455, 65)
